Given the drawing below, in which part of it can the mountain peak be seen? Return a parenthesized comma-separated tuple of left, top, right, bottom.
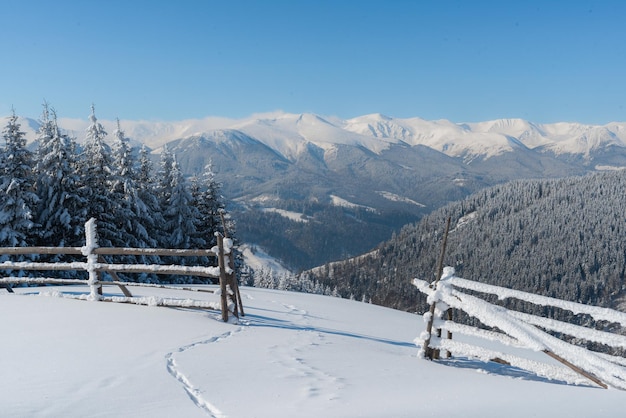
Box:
(11, 112, 626, 161)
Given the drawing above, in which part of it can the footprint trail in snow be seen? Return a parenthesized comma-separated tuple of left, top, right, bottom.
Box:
(166, 328, 242, 417)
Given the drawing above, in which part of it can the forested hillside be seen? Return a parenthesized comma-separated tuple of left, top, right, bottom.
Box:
(307, 170, 626, 313)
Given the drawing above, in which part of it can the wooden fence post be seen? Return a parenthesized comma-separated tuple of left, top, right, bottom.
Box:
(216, 233, 229, 322)
(220, 211, 244, 317)
(83, 218, 102, 301)
(422, 216, 451, 360)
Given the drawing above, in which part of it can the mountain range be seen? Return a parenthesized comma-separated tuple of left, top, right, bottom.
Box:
(13, 112, 626, 271)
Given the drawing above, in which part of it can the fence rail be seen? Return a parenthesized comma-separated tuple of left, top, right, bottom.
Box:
(0, 218, 242, 322)
(413, 267, 626, 390)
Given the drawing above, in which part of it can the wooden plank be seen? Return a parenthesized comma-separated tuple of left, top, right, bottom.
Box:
(94, 247, 217, 257)
(0, 283, 14, 293)
(101, 281, 215, 293)
(0, 247, 83, 255)
(98, 256, 133, 297)
(95, 264, 220, 278)
(0, 277, 89, 285)
(0, 262, 87, 271)
(542, 350, 608, 389)
(0, 246, 216, 257)
(86, 297, 220, 311)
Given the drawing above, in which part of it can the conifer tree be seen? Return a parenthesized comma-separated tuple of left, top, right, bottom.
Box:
(0, 110, 38, 250)
(156, 148, 204, 281)
(137, 144, 164, 247)
(190, 161, 224, 248)
(163, 159, 201, 249)
(79, 104, 119, 247)
(111, 118, 152, 248)
(34, 104, 85, 247)
(156, 144, 175, 248)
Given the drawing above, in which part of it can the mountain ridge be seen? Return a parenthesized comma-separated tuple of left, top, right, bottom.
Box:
(12, 111, 626, 163)
(8, 111, 626, 271)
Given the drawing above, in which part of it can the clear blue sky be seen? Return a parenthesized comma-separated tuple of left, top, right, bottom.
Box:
(2, 0, 625, 124)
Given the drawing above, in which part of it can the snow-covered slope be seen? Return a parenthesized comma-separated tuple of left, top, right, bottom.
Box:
(240, 243, 293, 276)
(231, 112, 399, 160)
(2, 285, 625, 417)
(343, 113, 524, 159)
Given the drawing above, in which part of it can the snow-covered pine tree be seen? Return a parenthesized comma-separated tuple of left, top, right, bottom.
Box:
(157, 148, 204, 282)
(0, 110, 39, 254)
(156, 144, 175, 248)
(108, 118, 157, 281)
(190, 161, 224, 248)
(190, 161, 245, 284)
(137, 144, 165, 248)
(34, 104, 85, 248)
(163, 159, 203, 250)
(111, 118, 153, 249)
(78, 104, 120, 248)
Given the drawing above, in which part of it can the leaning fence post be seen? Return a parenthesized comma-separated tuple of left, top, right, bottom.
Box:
(422, 216, 451, 360)
(216, 233, 229, 322)
(82, 218, 101, 301)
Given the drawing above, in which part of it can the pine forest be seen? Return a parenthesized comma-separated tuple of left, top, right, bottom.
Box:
(0, 105, 231, 283)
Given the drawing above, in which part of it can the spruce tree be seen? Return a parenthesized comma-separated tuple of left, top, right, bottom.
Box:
(191, 161, 225, 248)
(111, 118, 151, 248)
(0, 110, 38, 250)
(137, 144, 164, 247)
(156, 144, 175, 248)
(163, 159, 201, 250)
(79, 104, 119, 247)
(34, 104, 85, 247)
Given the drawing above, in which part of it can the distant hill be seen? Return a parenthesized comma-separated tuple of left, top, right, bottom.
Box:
(305, 170, 626, 314)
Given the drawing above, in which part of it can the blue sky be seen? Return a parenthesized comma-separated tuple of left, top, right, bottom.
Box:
(2, 0, 625, 124)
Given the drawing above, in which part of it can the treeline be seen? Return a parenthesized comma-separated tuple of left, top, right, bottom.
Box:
(307, 170, 626, 315)
(250, 266, 339, 297)
(1, 104, 231, 282)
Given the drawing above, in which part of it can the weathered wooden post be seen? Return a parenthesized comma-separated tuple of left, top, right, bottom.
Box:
(216, 233, 229, 322)
(220, 211, 244, 317)
(83, 218, 102, 301)
(422, 216, 451, 360)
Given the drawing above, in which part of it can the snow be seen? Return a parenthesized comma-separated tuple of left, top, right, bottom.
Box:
(377, 190, 426, 207)
(240, 243, 293, 276)
(596, 165, 626, 171)
(2, 285, 626, 417)
(452, 211, 477, 231)
(260, 207, 309, 223)
(329, 194, 377, 213)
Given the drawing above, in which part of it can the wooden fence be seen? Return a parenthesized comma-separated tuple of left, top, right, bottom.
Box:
(413, 267, 626, 390)
(0, 218, 243, 322)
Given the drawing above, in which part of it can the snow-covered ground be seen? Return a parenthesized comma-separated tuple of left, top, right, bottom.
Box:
(2, 285, 625, 417)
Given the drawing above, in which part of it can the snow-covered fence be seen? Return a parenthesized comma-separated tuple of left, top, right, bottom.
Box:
(413, 267, 626, 390)
(0, 218, 242, 322)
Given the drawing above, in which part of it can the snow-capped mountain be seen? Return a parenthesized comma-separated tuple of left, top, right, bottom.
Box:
(11, 111, 626, 271)
(16, 111, 626, 164)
